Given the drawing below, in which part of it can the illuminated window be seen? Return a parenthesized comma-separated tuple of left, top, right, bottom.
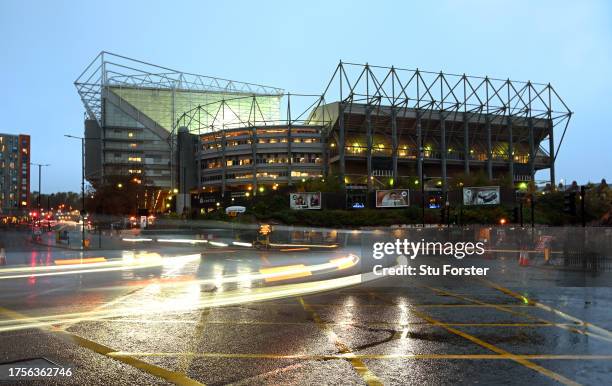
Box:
(128, 132, 134, 138)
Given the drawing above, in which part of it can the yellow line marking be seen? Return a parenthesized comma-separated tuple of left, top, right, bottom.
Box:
(299, 297, 383, 386)
(370, 293, 581, 386)
(58, 330, 204, 386)
(0, 305, 204, 386)
(425, 285, 612, 344)
(107, 352, 612, 361)
(483, 279, 612, 341)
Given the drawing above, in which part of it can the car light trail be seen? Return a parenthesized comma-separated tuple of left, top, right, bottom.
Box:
(54, 257, 107, 265)
(209, 241, 228, 247)
(157, 238, 208, 244)
(0, 261, 387, 334)
(231, 241, 253, 247)
(122, 238, 153, 242)
(260, 264, 312, 282)
(269, 243, 338, 249)
(0, 253, 200, 280)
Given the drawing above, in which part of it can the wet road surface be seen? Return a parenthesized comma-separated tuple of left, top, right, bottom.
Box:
(1, 227, 611, 385)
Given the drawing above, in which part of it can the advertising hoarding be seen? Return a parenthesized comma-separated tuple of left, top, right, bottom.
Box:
(290, 192, 321, 210)
(463, 186, 500, 206)
(375, 189, 410, 208)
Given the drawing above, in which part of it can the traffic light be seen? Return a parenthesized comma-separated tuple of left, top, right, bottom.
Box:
(563, 192, 577, 215)
(512, 207, 519, 223)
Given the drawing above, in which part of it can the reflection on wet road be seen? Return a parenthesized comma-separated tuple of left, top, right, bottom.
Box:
(0, 226, 611, 385)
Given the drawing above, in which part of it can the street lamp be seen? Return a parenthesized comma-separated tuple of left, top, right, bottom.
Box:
(64, 134, 101, 249)
(30, 162, 50, 213)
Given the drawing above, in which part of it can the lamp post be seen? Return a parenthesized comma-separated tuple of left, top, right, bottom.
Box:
(64, 134, 101, 249)
(30, 163, 50, 214)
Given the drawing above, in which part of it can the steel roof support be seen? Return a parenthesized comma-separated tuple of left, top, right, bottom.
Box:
(366, 107, 373, 191)
(417, 113, 423, 183)
(391, 108, 398, 182)
(338, 102, 346, 187)
(440, 116, 447, 194)
(463, 113, 470, 175)
(507, 116, 514, 182)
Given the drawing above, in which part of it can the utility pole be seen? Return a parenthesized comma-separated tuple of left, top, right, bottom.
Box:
(580, 185, 586, 227)
(30, 163, 50, 213)
(65, 134, 101, 250)
(421, 172, 426, 227)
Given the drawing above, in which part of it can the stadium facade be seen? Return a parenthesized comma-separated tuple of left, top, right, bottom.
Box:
(76, 52, 571, 212)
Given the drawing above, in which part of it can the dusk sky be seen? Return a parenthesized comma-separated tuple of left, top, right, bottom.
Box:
(1, 0, 610, 192)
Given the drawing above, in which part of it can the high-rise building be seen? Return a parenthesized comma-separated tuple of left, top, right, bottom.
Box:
(0, 133, 30, 213)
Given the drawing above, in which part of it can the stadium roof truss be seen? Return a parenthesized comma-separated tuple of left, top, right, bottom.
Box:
(176, 93, 335, 134)
(320, 62, 573, 163)
(74, 51, 284, 126)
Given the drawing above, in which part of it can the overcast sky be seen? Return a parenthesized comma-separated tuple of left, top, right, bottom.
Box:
(1, 0, 610, 192)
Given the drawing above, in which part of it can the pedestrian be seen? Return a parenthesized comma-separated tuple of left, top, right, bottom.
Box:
(0, 242, 6, 266)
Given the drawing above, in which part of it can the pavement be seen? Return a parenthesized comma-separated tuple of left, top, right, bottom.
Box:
(0, 225, 611, 385)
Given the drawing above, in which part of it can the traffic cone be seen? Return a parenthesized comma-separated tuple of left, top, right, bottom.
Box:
(519, 251, 529, 266)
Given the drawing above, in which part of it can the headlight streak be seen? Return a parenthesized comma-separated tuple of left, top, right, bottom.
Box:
(54, 257, 107, 265)
(156, 238, 208, 244)
(122, 238, 153, 242)
(0, 262, 389, 334)
(269, 243, 338, 249)
(0, 253, 200, 280)
(209, 241, 229, 247)
(231, 241, 253, 247)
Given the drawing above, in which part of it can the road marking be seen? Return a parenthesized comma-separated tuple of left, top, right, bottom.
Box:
(58, 330, 205, 386)
(370, 293, 581, 386)
(425, 285, 612, 344)
(299, 297, 383, 386)
(0, 306, 204, 385)
(107, 352, 612, 361)
(483, 279, 612, 341)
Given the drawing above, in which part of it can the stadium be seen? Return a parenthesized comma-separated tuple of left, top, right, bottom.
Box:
(75, 52, 572, 212)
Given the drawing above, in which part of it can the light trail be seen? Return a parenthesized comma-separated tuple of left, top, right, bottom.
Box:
(269, 243, 338, 249)
(157, 238, 208, 244)
(55, 257, 107, 265)
(0, 253, 199, 280)
(0, 260, 389, 334)
(231, 241, 253, 247)
(209, 241, 228, 247)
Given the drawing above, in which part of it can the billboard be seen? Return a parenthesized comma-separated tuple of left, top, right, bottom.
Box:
(290, 192, 321, 210)
(376, 189, 410, 208)
(463, 186, 500, 206)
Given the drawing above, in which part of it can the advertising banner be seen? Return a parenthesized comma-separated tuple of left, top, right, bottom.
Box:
(463, 186, 500, 206)
(375, 189, 410, 208)
(290, 192, 321, 210)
